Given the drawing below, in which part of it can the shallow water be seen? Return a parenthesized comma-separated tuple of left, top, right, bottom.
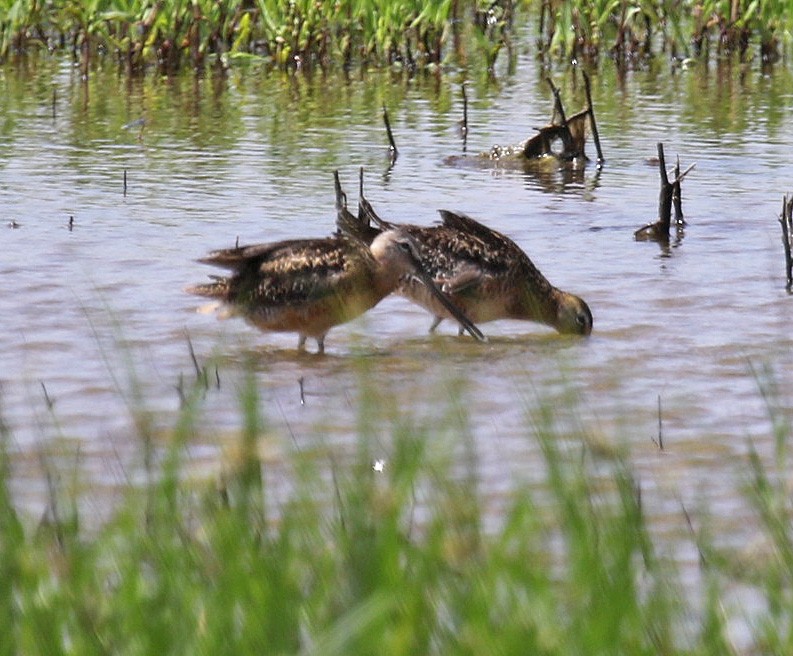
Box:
(2, 43, 793, 580)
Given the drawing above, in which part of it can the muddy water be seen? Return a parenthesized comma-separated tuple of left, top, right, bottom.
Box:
(2, 48, 793, 575)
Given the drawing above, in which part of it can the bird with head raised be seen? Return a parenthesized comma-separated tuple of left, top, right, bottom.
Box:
(334, 172, 592, 337)
(187, 227, 485, 353)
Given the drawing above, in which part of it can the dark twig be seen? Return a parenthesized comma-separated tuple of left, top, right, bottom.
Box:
(653, 394, 664, 451)
(779, 195, 793, 291)
(382, 105, 398, 165)
(582, 70, 604, 166)
(460, 83, 469, 152)
(186, 333, 202, 380)
(673, 156, 686, 225)
(333, 169, 349, 218)
(547, 77, 567, 125)
(123, 169, 128, 197)
(635, 143, 695, 244)
(68, 215, 74, 231)
(40, 381, 55, 411)
(462, 83, 468, 133)
(681, 501, 707, 567)
(176, 372, 186, 407)
(275, 397, 299, 449)
(656, 142, 673, 240)
(38, 452, 66, 552)
(185, 331, 208, 389)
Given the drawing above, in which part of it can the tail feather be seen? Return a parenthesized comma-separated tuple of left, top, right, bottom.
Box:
(185, 278, 231, 300)
(197, 248, 248, 268)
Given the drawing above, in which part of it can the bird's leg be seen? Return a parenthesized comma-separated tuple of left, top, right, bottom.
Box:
(428, 316, 443, 333)
(316, 336, 325, 354)
(297, 334, 307, 351)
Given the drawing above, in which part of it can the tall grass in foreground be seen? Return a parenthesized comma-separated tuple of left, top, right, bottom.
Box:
(2, 366, 793, 654)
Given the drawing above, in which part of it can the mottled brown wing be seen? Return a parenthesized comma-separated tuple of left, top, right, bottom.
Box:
(438, 263, 484, 295)
(436, 210, 541, 281)
(398, 224, 495, 296)
(234, 237, 372, 307)
(198, 239, 317, 269)
(437, 209, 511, 247)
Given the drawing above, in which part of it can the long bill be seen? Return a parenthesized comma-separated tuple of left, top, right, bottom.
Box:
(412, 268, 487, 343)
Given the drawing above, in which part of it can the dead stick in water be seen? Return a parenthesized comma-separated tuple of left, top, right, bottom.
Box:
(680, 502, 707, 567)
(462, 83, 468, 132)
(654, 144, 695, 236)
(382, 105, 398, 163)
(787, 196, 793, 290)
(460, 83, 469, 152)
(673, 156, 685, 225)
(40, 381, 54, 410)
(176, 373, 186, 407)
(582, 71, 604, 166)
(461, 83, 469, 135)
(634, 142, 694, 243)
(185, 332, 204, 383)
(779, 195, 793, 291)
(656, 394, 664, 451)
(787, 197, 793, 291)
(547, 77, 567, 125)
(656, 142, 673, 240)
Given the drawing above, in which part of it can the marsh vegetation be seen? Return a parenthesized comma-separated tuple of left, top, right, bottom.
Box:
(1, 1, 792, 74)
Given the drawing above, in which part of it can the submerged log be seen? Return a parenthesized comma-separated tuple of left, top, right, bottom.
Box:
(634, 143, 695, 244)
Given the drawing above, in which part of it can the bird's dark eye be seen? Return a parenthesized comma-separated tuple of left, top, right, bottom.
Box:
(398, 241, 412, 254)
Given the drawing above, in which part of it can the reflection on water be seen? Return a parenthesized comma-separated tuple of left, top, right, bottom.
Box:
(3, 42, 793, 593)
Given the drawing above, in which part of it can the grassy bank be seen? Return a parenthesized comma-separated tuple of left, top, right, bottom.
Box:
(2, 365, 793, 654)
(1, 1, 792, 75)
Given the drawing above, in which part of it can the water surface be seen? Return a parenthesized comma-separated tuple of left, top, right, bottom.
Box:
(2, 48, 793, 582)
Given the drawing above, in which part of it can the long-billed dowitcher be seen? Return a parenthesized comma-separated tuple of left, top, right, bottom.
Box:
(187, 228, 484, 353)
(335, 172, 593, 337)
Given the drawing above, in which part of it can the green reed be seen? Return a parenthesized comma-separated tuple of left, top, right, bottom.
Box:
(0, 0, 472, 73)
(2, 1, 792, 73)
(2, 360, 793, 654)
(539, 0, 793, 63)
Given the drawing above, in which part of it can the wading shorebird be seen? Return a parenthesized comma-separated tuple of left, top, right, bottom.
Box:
(334, 172, 593, 337)
(187, 228, 485, 354)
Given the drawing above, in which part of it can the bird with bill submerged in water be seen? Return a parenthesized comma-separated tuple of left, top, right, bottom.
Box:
(187, 226, 485, 354)
(334, 169, 593, 337)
